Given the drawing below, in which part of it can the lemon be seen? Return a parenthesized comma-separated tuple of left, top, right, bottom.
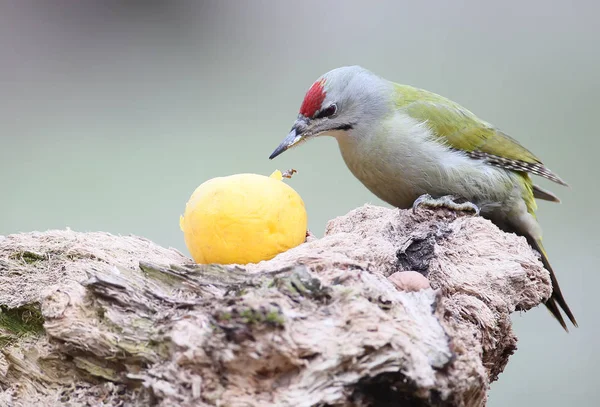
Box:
(179, 170, 307, 265)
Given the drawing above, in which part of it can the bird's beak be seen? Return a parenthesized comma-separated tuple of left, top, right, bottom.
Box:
(269, 119, 309, 160)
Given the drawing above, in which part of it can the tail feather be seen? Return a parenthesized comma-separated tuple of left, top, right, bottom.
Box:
(527, 236, 578, 331)
(532, 184, 561, 203)
(544, 295, 568, 331)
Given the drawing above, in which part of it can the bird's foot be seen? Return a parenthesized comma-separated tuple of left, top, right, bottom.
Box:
(412, 194, 480, 215)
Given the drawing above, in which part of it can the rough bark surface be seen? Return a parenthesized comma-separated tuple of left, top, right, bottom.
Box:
(0, 205, 551, 407)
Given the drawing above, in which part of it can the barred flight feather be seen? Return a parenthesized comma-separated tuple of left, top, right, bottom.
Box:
(464, 150, 568, 186)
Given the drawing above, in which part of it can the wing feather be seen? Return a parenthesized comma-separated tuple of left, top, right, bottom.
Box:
(397, 93, 568, 186)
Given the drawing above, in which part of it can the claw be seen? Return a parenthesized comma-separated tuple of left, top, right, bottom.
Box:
(412, 194, 480, 216)
(412, 194, 433, 214)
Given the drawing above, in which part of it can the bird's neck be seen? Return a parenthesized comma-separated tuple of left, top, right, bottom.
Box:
(334, 111, 426, 169)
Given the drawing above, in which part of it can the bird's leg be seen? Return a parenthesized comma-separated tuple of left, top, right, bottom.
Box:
(412, 194, 480, 215)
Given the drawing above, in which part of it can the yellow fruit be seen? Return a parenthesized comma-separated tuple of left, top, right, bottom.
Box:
(179, 170, 307, 265)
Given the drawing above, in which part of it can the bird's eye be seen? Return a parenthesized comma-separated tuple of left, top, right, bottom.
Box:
(314, 104, 337, 119)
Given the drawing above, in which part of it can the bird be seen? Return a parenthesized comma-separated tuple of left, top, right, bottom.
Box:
(268, 65, 577, 331)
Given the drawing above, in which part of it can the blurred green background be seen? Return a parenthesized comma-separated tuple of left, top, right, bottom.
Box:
(1, 1, 597, 404)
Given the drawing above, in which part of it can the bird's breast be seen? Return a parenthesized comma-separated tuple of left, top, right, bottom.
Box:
(337, 132, 424, 208)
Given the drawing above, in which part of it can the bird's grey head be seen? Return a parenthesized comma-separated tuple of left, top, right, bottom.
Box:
(269, 65, 391, 159)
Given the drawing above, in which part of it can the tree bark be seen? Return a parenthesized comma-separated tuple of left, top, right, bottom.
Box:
(0, 205, 551, 407)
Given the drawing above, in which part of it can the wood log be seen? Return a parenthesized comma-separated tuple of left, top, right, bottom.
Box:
(0, 205, 551, 407)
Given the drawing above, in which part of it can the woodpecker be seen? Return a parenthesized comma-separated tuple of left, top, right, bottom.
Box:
(269, 65, 576, 330)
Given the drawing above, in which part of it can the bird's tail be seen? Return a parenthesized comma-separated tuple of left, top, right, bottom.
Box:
(527, 237, 578, 331)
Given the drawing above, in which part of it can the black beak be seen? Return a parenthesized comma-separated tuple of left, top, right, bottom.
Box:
(269, 125, 306, 160)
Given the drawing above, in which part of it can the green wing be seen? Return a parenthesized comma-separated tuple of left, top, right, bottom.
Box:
(392, 83, 567, 187)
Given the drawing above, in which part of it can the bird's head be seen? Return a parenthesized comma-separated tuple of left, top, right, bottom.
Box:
(269, 65, 391, 159)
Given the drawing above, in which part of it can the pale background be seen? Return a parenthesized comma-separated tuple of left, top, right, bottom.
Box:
(1, 1, 598, 405)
